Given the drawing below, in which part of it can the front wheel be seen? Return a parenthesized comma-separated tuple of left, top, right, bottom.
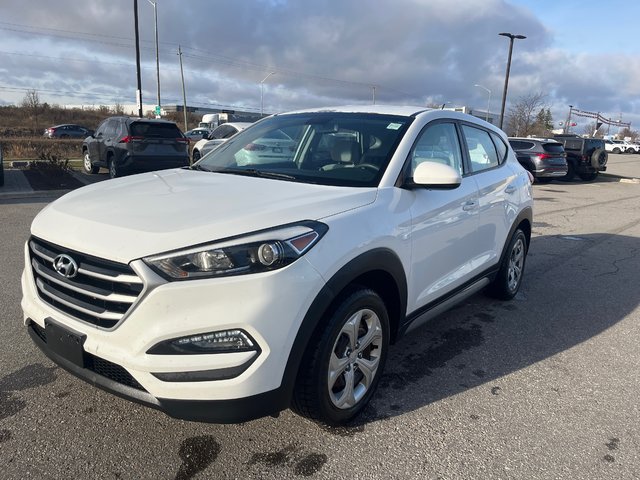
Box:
(292, 288, 389, 426)
(83, 150, 99, 174)
(486, 229, 527, 300)
(192, 150, 201, 164)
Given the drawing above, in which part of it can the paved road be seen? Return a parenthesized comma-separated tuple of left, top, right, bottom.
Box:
(1, 159, 639, 479)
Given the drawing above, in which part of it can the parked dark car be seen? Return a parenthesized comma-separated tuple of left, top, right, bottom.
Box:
(508, 137, 568, 183)
(553, 134, 607, 181)
(44, 124, 93, 139)
(82, 117, 190, 178)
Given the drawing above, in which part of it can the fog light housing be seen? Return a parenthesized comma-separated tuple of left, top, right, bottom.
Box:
(147, 329, 258, 355)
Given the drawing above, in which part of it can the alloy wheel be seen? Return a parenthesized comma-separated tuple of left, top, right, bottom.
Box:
(327, 308, 383, 409)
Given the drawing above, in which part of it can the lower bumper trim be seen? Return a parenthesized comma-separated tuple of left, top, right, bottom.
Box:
(27, 319, 289, 423)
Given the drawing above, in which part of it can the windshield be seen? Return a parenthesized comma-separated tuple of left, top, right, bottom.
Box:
(195, 112, 411, 187)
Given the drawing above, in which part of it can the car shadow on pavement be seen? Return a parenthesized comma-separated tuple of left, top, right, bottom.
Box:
(335, 232, 640, 430)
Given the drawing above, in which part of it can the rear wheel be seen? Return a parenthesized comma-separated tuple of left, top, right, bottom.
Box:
(613, 147, 621, 154)
(292, 287, 389, 426)
(83, 150, 99, 174)
(536, 177, 553, 184)
(108, 156, 119, 179)
(486, 229, 527, 300)
(192, 150, 201, 163)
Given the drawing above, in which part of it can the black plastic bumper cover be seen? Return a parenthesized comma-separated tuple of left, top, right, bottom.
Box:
(27, 320, 288, 423)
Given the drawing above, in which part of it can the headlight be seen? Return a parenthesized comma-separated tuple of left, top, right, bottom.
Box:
(143, 221, 328, 280)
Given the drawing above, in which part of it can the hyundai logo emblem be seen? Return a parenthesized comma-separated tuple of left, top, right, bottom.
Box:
(53, 254, 78, 279)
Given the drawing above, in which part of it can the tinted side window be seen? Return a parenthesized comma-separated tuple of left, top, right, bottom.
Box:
(95, 120, 109, 136)
(410, 122, 463, 175)
(462, 124, 499, 173)
(223, 127, 239, 139)
(210, 125, 231, 139)
(104, 119, 119, 138)
(509, 140, 534, 150)
(490, 132, 508, 164)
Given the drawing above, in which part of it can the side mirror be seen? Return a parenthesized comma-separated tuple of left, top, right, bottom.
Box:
(407, 161, 461, 190)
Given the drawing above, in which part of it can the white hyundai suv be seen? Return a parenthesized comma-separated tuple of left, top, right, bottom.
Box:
(21, 106, 533, 425)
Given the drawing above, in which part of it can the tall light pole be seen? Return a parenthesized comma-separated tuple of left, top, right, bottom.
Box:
(371, 85, 377, 105)
(260, 72, 275, 117)
(474, 84, 491, 122)
(133, 0, 143, 117)
(147, 0, 160, 116)
(498, 32, 526, 129)
(178, 45, 187, 131)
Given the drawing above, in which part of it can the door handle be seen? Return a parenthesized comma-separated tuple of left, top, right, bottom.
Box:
(505, 184, 517, 194)
(462, 200, 477, 211)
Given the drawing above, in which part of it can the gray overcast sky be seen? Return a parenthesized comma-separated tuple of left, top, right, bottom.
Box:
(1, 0, 639, 130)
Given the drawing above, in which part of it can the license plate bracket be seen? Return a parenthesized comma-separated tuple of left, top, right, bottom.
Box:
(45, 319, 86, 368)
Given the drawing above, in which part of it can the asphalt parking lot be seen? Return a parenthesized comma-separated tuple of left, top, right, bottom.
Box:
(1, 155, 639, 479)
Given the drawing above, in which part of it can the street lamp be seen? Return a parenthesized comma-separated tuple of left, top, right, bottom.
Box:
(498, 32, 526, 129)
(474, 84, 491, 122)
(260, 72, 275, 117)
(147, 0, 160, 116)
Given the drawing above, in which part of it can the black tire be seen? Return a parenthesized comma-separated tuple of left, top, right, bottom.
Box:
(192, 149, 201, 164)
(579, 171, 598, 181)
(292, 287, 390, 426)
(560, 160, 575, 181)
(613, 147, 621, 154)
(486, 229, 527, 300)
(108, 156, 119, 179)
(536, 177, 553, 184)
(82, 149, 99, 174)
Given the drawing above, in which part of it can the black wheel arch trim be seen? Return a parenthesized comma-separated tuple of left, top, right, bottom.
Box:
(278, 248, 408, 406)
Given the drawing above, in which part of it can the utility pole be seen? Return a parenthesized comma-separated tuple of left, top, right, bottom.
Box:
(147, 0, 160, 116)
(178, 45, 188, 131)
(133, 0, 143, 117)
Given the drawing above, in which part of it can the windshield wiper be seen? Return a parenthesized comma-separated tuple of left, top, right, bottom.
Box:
(190, 164, 211, 172)
(217, 168, 298, 181)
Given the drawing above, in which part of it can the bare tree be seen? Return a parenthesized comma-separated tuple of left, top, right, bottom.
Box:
(21, 89, 43, 133)
(618, 127, 638, 141)
(504, 92, 550, 137)
(581, 121, 604, 138)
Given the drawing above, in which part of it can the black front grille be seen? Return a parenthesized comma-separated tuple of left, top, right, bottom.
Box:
(30, 321, 145, 392)
(29, 237, 143, 328)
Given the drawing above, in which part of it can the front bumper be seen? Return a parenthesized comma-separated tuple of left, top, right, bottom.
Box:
(21, 241, 326, 422)
(26, 320, 287, 423)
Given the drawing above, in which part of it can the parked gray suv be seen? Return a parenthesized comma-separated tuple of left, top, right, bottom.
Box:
(508, 137, 568, 183)
(82, 117, 189, 178)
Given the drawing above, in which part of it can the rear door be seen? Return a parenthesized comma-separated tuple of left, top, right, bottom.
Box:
(461, 124, 518, 270)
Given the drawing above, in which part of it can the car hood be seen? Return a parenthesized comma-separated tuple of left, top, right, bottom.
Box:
(31, 169, 377, 263)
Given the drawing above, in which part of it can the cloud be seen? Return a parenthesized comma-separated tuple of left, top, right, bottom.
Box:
(0, 0, 638, 127)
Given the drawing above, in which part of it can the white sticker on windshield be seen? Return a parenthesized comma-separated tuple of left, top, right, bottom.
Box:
(387, 123, 402, 130)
